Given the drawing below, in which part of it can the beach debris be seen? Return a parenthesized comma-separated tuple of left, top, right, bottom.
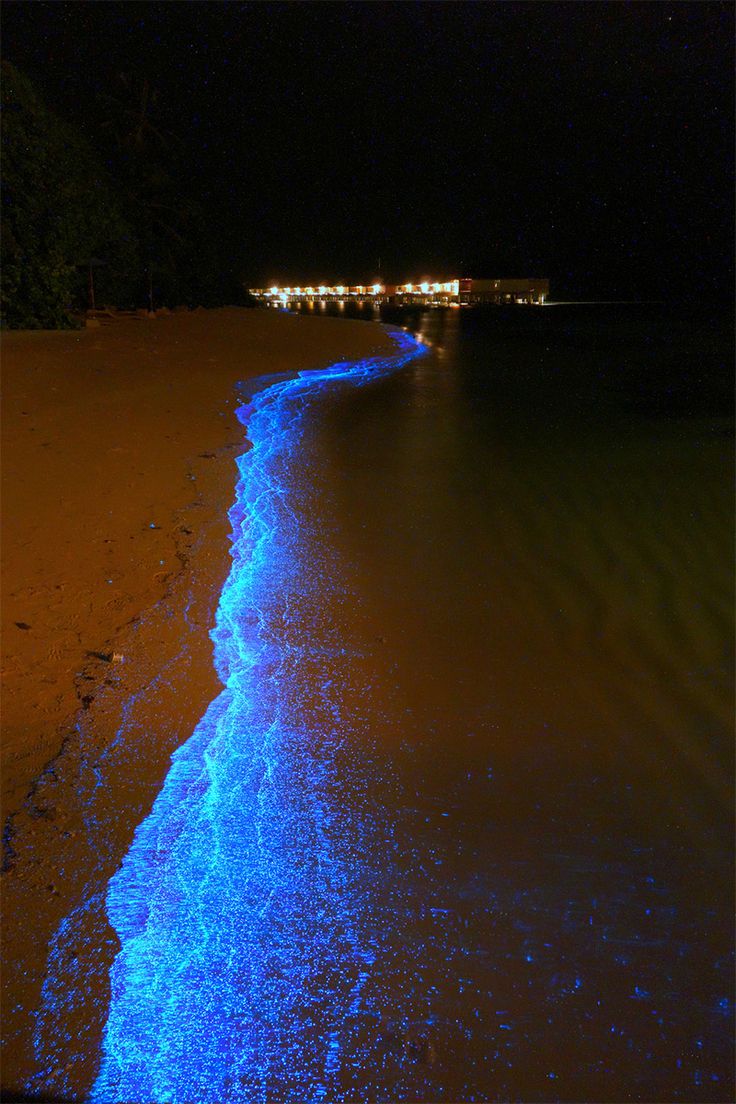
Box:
(378, 1017, 437, 1065)
(14, 621, 31, 630)
(405, 1027, 436, 1066)
(32, 805, 57, 821)
(148, 522, 160, 529)
(111, 653, 124, 663)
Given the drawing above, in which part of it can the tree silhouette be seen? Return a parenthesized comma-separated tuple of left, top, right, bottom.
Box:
(1, 63, 137, 327)
(96, 73, 202, 306)
(99, 73, 173, 157)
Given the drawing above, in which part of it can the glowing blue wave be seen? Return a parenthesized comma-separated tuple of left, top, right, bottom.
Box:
(91, 330, 424, 1104)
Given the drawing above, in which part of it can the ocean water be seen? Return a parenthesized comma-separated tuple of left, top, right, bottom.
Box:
(88, 305, 733, 1103)
(283, 303, 734, 1102)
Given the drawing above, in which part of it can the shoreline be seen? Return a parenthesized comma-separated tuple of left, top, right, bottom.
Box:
(91, 330, 424, 1102)
(1, 307, 396, 814)
(0, 307, 395, 1098)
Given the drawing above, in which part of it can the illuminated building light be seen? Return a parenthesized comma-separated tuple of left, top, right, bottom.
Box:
(279, 293, 288, 302)
(252, 278, 546, 305)
(87, 330, 426, 1104)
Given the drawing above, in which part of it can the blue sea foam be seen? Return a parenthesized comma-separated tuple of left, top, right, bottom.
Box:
(91, 330, 424, 1104)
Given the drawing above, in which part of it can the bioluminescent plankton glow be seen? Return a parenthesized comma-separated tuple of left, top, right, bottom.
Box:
(90, 331, 424, 1104)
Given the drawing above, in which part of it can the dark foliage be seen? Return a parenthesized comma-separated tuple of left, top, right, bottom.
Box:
(1, 62, 140, 328)
(1, 64, 249, 328)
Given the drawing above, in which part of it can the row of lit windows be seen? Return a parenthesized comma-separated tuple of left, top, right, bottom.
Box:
(261, 284, 382, 297)
(397, 281, 460, 295)
(253, 280, 461, 299)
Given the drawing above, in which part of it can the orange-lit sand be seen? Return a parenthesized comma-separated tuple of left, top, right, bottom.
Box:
(0, 307, 393, 1096)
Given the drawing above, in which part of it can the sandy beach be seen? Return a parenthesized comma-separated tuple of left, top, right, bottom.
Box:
(1, 307, 394, 1098)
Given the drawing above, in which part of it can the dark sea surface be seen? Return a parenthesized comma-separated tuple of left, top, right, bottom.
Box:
(281, 301, 734, 1101)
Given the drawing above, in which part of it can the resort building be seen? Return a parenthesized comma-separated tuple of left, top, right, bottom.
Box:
(250, 278, 549, 306)
(458, 278, 549, 304)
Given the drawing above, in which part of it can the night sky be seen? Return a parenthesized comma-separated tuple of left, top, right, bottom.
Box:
(3, 1, 733, 299)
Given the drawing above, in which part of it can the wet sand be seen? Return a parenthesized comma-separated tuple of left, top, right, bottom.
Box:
(1, 307, 394, 1098)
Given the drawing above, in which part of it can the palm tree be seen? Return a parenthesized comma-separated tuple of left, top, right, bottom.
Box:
(99, 73, 173, 157)
(97, 73, 191, 306)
